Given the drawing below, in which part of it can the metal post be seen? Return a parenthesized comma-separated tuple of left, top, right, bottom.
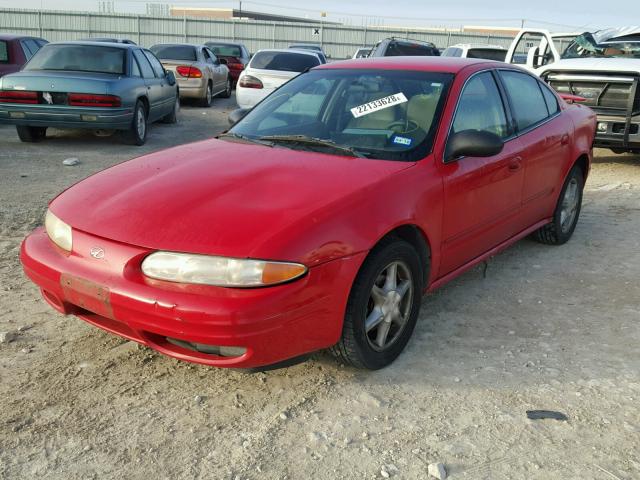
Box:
(363, 24, 367, 47)
(272, 22, 276, 48)
(87, 13, 91, 38)
(232, 20, 236, 41)
(38, 10, 42, 38)
(447, 31, 451, 47)
(183, 13, 187, 42)
(137, 15, 141, 45)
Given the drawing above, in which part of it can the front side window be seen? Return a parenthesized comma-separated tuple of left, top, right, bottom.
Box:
(229, 69, 453, 161)
(0, 41, 8, 63)
(499, 70, 550, 131)
(24, 44, 125, 74)
(452, 72, 509, 139)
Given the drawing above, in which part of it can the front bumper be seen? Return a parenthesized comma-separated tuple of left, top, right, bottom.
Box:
(0, 104, 133, 130)
(20, 227, 365, 368)
(592, 112, 640, 150)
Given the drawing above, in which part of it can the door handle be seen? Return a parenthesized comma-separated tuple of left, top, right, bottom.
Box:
(561, 134, 570, 145)
(508, 157, 522, 172)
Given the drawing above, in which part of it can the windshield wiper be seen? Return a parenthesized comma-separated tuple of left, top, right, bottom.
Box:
(216, 132, 274, 147)
(258, 135, 367, 158)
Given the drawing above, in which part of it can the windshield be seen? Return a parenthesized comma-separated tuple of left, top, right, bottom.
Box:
(250, 51, 320, 72)
(150, 45, 197, 61)
(386, 41, 438, 57)
(0, 41, 8, 63)
(562, 33, 640, 58)
(467, 48, 506, 61)
(25, 44, 126, 74)
(207, 44, 242, 57)
(229, 69, 452, 161)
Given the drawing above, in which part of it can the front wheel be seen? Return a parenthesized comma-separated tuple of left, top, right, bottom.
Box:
(533, 165, 584, 245)
(16, 126, 46, 142)
(330, 239, 424, 370)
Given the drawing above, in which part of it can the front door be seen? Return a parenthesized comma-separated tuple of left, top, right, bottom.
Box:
(438, 71, 525, 276)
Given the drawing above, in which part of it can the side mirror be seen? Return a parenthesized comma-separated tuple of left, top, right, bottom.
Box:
(228, 108, 251, 125)
(445, 130, 504, 162)
(166, 70, 176, 86)
(219, 58, 228, 65)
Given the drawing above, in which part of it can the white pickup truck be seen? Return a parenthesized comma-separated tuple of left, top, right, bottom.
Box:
(505, 28, 640, 154)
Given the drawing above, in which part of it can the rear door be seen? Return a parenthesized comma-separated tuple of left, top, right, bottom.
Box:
(203, 48, 225, 92)
(133, 49, 163, 119)
(438, 71, 525, 276)
(142, 49, 173, 120)
(497, 69, 573, 226)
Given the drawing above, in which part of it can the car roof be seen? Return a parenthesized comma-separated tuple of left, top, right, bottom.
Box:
(45, 41, 135, 49)
(318, 56, 497, 73)
(448, 44, 506, 50)
(0, 34, 44, 41)
(151, 43, 204, 49)
(253, 48, 320, 57)
(205, 41, 246, 46)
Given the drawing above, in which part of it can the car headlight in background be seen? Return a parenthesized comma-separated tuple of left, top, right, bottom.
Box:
(141, 252, 307, 287)
(45, 210, 72, 252)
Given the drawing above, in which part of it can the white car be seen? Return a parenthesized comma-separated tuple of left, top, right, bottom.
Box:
(235, 49, 322, 109)
(441, 44, 507, 61)
(352, 47, 371, 59)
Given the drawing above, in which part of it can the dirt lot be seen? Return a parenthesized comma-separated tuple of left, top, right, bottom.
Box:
(0, 96, 638, 480)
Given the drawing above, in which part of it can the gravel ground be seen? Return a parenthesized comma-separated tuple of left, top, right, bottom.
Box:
(0, 95, 639, 480)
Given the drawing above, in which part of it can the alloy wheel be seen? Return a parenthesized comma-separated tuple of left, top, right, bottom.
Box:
(560, 178, 579, 233)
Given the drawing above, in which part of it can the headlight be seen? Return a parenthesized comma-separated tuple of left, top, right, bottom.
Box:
(45, 210, 72, 252)
(141, 251, 307, 287)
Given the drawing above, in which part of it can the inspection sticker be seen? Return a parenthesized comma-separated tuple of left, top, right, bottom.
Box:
(351, 92, 408, 118)
(393, 135, 412, 146)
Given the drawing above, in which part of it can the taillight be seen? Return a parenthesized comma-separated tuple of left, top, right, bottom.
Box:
(239, 75, 263, 89)
(0, 90, 38, 104)
(68, 94, 121, 107)
(228, 62, 245, 71)
(176, 66, 202, 78)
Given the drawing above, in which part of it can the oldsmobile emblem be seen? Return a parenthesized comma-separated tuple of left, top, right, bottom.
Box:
(90, 247, 105, 259)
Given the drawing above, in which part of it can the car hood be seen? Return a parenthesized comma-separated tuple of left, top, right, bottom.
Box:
(50, 139, 414, 265)
(538, 57, 640, 75)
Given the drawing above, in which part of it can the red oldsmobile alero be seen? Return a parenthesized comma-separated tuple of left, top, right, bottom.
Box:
(20, 57, 596, 370)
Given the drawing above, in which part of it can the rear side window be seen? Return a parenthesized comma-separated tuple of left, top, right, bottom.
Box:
(452, 72, 509, 139)
(150, 45, 197, 62)
(499, 70, 550, 131)
(0, 41, 8, 63)
(133, 50, 155, 79)
(143, 50, 166, 78)
(386, 41, 437, 57)
(131, 56, 141, 77)
(466, 48, 507, 61)
(24, 44, 126, 74)
(207, 44, 242, 57)
(540, 82, 560, 115)
(441, 47, 462, 57)
(250, 52, 319, 72)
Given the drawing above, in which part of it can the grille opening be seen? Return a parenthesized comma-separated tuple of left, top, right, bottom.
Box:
(611, 123, 639, 134)
(166, 337, 246, 358)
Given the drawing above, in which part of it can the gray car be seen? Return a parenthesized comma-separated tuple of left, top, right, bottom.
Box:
(0, 41, 179, 145)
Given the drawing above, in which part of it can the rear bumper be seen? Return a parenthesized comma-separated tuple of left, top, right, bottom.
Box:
(592, 112, 640, 150)
(235, 86, 272, 109)
(0, 104, 133, 130)
(176, 78, 207, 99)
(20, 227, 364, 368)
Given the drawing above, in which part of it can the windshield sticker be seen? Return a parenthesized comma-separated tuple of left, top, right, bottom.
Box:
(351, 93, 408, 118)
(392, 136, 412, 146)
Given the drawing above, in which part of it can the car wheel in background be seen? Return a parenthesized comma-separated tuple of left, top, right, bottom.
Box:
(533, 164, 584, 245)
(200, 82, 213, 107)
(162, 94, 180, 124)
(331, 239, 423, 370)
(16, 126, 47, 143)
(123, 100, 148, 146)
(219, 78, 232, 98)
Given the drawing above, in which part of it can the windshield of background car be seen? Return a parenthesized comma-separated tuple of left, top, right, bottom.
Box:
(467, 48, 507, 61)
(562, 33, 640, 58)
(151, 45, 197, 61)
(207, 44, 242, 57)
(24, 44, 126, 74)
(250, 51, 320, 72)
(0, 41, 8, 63)
(386, 42, 438, 56)
(230, 69, 453, 161)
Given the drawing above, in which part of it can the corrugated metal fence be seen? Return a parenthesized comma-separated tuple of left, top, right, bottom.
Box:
(0, 8, 515, 59)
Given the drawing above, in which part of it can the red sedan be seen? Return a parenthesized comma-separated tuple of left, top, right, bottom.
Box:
(21, 58, 596, 370)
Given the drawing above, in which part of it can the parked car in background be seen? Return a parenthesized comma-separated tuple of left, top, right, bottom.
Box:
(352, 47, 371, 59)
(441, 44, 507, 61)
(506, 27, 640, 154)
(205, 41, 250, 87)
(235, 48, 322, 109)
(0, 34, 48, 77)
(289, 44, 328, 63)
(369, 37, 440, 57)
(150, 43, 231, 107)
(21, 57, 596, 370)
(0, 41, 179, 145)
(80, 38, 137, 45)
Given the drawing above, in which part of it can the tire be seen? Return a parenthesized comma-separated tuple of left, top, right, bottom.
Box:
(330, 239, 424, 370)
(200, 82, 213, 107)
(162, 94, 180, 124)
(533, 165, 584, 245)
(123, 100, 148, 146)
(219, 78, 232, 98)
(16, 126, 46, 143)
